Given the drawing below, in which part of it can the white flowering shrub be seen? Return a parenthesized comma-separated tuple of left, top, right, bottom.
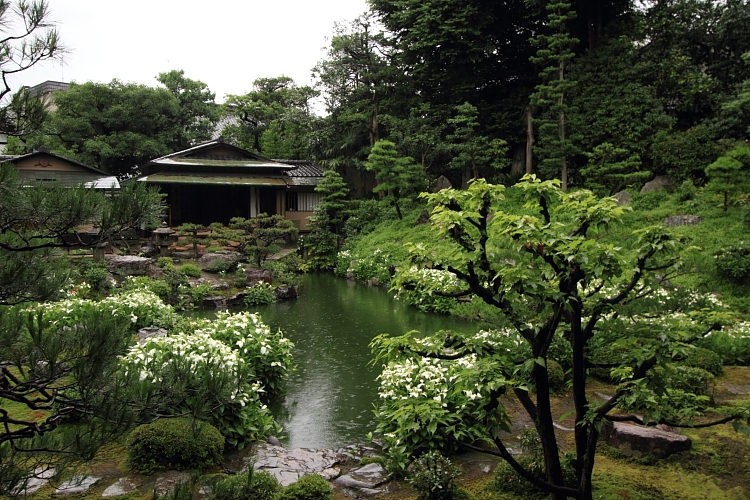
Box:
(371, 329, 519, 471)
(121, 331, 282, 448)
(27, 289, 177, 332)
(392, 266, 463, 314)
(190, 311, 294, 394)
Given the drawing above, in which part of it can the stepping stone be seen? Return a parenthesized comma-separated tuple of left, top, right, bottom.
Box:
(14, 467, 55, 496)
(154, 471, 191, 497)
(102, 477, 142, 497)
(246, 443, 343, 486)
(55, 475, 100, 495)
(604, 421, 691, 458)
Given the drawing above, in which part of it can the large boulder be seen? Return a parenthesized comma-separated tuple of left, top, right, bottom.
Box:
(199, 251, 242, 272)
(603, 421, 691, 458)
(246, 268, 273, 287)
(434, 175, 453, 192)
(613, 191, 632, 206)
(106, 256, 153, 276)
(640, 175, 674, 194)
(275, 286, 298, 301)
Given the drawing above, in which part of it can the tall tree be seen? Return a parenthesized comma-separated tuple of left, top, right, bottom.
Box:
(0, 0, 64, 136)
(446, 102, 509, 184)
(312, 14, 400, 169)
(530, 0, 580, 191)
(24, 80, 185, 178)
(366, 139, 424, 219)
(222, 76, 317, 157)
(157, 69, 219, 148)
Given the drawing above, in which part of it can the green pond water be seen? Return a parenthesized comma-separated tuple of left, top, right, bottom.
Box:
(233, 273, 478, 449)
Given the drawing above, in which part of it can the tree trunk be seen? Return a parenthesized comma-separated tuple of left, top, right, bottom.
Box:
(559, 61, 567, 192)
(526, 105, 534, 175)
(534, 363, 568, 500)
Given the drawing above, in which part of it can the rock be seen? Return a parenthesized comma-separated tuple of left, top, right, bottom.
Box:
(613, 191, 632, 206)
(367, 277, 380, 287)
(267, 436, 282, 446)
(138, 242, 158, 258)
(722, 383, 750, 395)
(55, 475, 100, 495)
(228, 291, 247, 306)
(106, 256, 153, 276)
(603, 421, 691, 458)
(415, 209, 430, 225)
(640, 175, 674, 194)
(246, 268, 273, 287)
(275, 286, 298, 301)
(434, 175, 453, 192)
(663, 215, 701, 227)
(102, 477, 142, 497)
(137, 327, 167, 344)
(334, 463, 389, 494)
(319, 467, 341, 481)
(14, 467, 55, 496)
(203, 296, 228, 310)
(171, 251, 196, 260)
(246, 443, 342, 486)
(154, 471, 192, 497)
(199, 251, 242, 272)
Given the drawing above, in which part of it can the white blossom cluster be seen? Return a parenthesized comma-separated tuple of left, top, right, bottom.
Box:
(27, 289, 175, 330)
(190, 311, 294, 387)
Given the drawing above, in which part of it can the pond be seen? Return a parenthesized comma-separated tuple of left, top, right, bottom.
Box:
(235, 273, 478, 449)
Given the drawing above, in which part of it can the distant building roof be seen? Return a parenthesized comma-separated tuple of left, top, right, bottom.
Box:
(26, 80, 69, 97)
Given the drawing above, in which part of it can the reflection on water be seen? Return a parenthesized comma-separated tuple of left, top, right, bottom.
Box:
(202, 273, 478, 449)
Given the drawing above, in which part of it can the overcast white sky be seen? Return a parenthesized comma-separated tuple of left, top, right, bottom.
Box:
(8, 0, 370, 102)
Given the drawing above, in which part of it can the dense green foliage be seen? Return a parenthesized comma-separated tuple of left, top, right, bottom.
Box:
(211, 469, 280, 500)
(126, 417, 224, 473)
(212, 215, 298, 267)
(275, 473, 332, 500)
(368, 177, 750, 500)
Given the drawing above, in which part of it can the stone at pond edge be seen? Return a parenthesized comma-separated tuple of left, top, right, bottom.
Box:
(203, 296, 228, 310)
(102, 477, 143, 497)
(603, 421, 691, 458)
(245, 443, 342, 486)
(275, 286, 298, 300)
(55, 475, 100, 495)
(663, 214, 701, 227)
(246, 268, 273, 287)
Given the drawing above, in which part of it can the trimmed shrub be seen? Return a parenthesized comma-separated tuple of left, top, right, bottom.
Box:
(179, 263, 203, 278)
(157, 256, 175, 269)
(683, 346, 723, 375)
(211, 469, 280, 500)
(126, 418, 224, 473)
(276, 474, 332, 500)
(408, 451, 462, 500)
(714, 243, 750, 284)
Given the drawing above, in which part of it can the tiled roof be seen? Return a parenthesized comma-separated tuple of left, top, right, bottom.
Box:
(274, 159, 325, 178)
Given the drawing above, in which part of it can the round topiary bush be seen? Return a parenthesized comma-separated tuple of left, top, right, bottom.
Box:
(126, 418, 224, 473)
(276, 473, 332, 500)
(683, 346, 723, 375)
(179, 263, 203, 278)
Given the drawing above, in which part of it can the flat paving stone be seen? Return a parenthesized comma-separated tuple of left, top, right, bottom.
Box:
(102, 477, 142, 497)
(55, 475, 100, 495)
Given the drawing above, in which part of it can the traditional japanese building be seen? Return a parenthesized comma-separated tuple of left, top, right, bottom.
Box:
(1, 148, 118, 189)
(137, 139, 324, 229)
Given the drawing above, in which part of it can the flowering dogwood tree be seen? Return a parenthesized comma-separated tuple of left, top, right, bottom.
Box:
(371, 176, 750, 500)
